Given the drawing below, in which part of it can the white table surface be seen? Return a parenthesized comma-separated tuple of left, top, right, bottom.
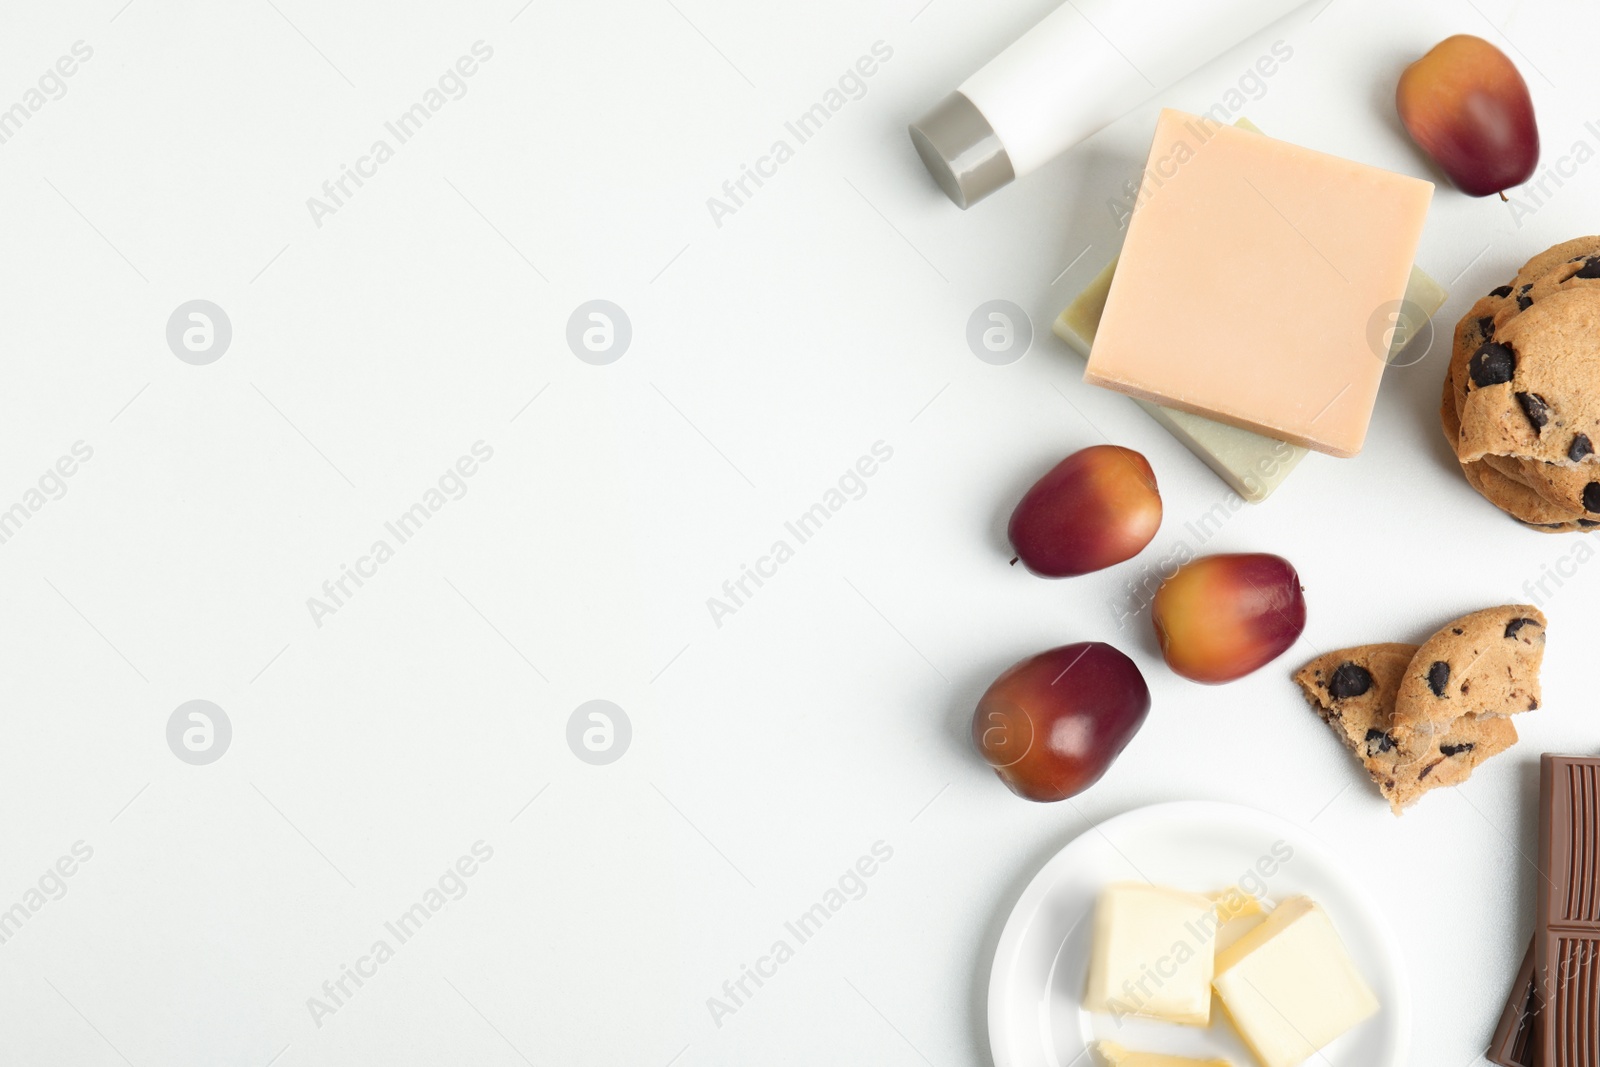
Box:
(0, 0, 1591, 1064)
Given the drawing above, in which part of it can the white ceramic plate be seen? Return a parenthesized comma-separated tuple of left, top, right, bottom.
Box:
(986, 801, 1409, 1067)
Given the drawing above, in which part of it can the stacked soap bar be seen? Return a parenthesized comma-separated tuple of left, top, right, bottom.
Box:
(1056, 255, 1447, 502)
(1055, 116, 1446, 501)
(1086, 109, 1434, 457)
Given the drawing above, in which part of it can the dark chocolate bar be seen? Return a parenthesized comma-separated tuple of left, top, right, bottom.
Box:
(1537, 754, 1600, 1066)
(1488, 940, 1540, 1067)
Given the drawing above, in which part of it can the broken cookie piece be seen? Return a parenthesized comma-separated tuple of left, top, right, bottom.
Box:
(1391, 713, 1518, 810)
(1295, 631, 1528, 814)
(1297, 643, 1416, 755)
(1393, 605, 1546, 731)
(1296, 644, 1505, 813)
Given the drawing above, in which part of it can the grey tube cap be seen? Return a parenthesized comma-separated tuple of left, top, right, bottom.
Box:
(908, 91, 1014, 209)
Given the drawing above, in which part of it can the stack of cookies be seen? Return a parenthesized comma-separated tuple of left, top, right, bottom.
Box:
(1442, 236, 1600, 531)
(1294, 606, 1546, 814)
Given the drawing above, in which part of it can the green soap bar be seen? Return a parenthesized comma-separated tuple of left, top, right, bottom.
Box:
(1052, 118, 1448, 502)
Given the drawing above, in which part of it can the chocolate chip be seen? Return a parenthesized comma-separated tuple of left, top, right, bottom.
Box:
(1427, 660, 1450, 696)
(1469, 343, 1516, 386)
(1521, 283, 1533, 294)
(1586, 483, 1600, 513)
(1440, 742, 1476, 757)
(1572, 434, 1594, 461)
(1518, 294, 1534, 310)
(1582, 520, 1600, 528)
(1327, 662, 1373, 699)
(1364, 728, 1397, 756)
(1490, 285, 1514, 298)
(1477, 316, 1495, 339)
(1517, 392, 1551, 431)
(1505, 617, 1540, 638)
(1451, 627, 1464, 635)
(1578, 257, 1600, 279)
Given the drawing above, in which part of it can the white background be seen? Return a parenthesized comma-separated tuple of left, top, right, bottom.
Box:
(0, 0, 1592, 1064)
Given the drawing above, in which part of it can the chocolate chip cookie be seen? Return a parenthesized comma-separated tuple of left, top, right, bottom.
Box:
(1442, 332, 1590, 530)
(1458, 289, 1600, 468)
(1461, 454, 1590, 531)
(1442, 239, 1600, 529)
(1295, 641, 1519, 813)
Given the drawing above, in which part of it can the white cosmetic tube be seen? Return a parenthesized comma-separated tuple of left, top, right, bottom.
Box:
(910, 0, 1312, 208)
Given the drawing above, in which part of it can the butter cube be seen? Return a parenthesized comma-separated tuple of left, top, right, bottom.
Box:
(1084, 883, 1216, 1027)
(1095, 1041, 1234, 1066)
(1211, 897, 1378, 1067)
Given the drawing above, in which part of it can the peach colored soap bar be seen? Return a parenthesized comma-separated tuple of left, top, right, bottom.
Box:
(1085, 109, 1433, 457)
